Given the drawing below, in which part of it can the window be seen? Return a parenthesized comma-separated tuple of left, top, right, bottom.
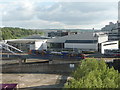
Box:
(65, 40, 97, 43)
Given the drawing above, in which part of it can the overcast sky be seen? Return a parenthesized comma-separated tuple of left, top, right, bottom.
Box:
(0, 0, 119, 29)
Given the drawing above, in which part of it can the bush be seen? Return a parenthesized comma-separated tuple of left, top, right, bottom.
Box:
(64, 58, 120, 88)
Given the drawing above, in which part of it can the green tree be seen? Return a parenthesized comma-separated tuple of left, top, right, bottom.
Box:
(1, 27, 43, 40)
(65, 58, 120, 88)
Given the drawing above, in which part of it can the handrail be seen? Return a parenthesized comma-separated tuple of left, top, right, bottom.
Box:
(2, 43, 23, 53)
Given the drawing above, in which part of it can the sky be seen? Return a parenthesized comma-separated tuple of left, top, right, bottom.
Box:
(0, 0, 119, 29)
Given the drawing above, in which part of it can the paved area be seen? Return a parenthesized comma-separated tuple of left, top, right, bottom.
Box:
(1, 73, 68, 88)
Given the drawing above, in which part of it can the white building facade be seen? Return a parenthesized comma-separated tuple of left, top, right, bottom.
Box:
(101, 41, 119, 54)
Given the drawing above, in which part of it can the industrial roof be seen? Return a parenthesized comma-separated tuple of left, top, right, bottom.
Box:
(47, 32, 98, 43)
(6, 34, 49, 43)
(6, 39, 47, 43)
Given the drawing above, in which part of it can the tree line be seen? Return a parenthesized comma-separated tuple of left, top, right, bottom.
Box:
(0, 27, 43, 40)
(64, 58, 120, 88)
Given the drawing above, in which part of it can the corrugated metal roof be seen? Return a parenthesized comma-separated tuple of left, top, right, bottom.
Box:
(7, 39, 47, 43)
(47, 32, 98, 43)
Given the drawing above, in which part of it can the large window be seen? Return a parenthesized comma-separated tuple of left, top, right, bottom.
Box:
(103, 43, 117, 46)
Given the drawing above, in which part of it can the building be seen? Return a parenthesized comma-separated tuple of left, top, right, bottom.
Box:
(47, 32, 118, 54)
(101, 41, 119, 54)
(6, 35, 49, 52)
(7, 39, 47, 52)
(48, 30, 77, 38)
(101, 22, 117, 31)
(107, 29, 119, 40)
(118, 21, 120, 40)
(4, 32, 119, 54)
(101, 21, 120, 40)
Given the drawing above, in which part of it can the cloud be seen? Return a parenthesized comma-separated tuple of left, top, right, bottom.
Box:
(2, 19, 66, 29)
(36, 2, 117, 25)
(2, 0, 36, 21)
(1, 1, 118, 29)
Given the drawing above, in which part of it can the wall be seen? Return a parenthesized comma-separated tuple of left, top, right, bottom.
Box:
(35, 40, 47, 50)
(98, 35, 108, 43)
(29, 44, 35, 50)
(42, 42, 47, 50)
(2, 63, 79, 74)
(35, 41, 43, 50)
(101, 41, 119, 54)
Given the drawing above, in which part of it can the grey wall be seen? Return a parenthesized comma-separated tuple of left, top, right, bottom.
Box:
(2, 63, 79, 74)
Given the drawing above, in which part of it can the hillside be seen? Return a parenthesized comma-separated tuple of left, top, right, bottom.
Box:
(0, 27, 43, 40)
